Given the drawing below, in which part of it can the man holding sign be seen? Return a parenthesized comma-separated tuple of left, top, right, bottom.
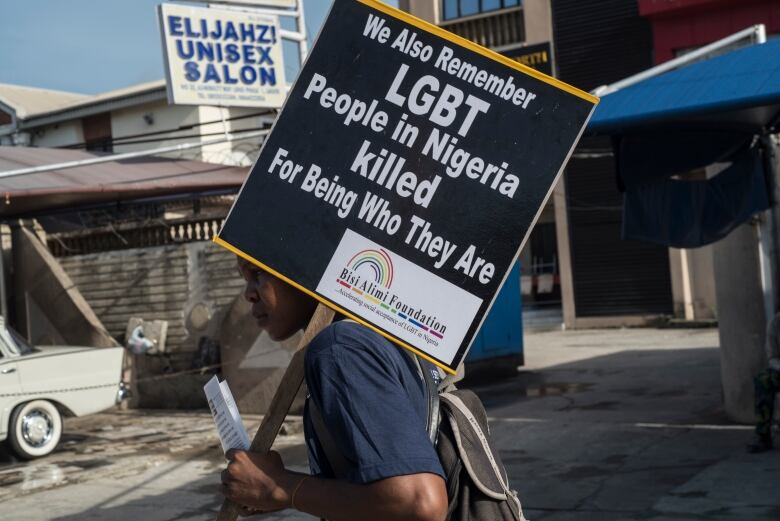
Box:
(221, 259, 448, 519)
(215, 0, 596, 519)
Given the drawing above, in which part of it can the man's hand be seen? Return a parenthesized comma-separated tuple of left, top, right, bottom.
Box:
(220, 449, 301, 513)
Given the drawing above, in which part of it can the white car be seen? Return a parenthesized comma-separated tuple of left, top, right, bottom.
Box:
(0, 318, 127, 459)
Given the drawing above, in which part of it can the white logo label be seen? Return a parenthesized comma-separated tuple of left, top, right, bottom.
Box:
(316, 229, 482, 365)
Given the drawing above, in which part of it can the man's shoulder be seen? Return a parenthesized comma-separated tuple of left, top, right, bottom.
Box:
(309, 320, 390, 354)
(306, 320, 407, 371)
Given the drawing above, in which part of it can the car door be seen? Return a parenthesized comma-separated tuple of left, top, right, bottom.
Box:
(0, 352, 20, 394)
(0, 345, 21, 437)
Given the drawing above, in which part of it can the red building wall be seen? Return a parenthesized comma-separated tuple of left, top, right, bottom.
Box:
(639, 0, 780, 63)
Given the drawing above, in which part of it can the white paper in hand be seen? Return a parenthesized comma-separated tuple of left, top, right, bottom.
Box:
(204, 375, 251, 453)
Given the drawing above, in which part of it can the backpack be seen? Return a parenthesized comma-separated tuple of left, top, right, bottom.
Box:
(417, 356, 527, 521)
(309, 352, 527, 521)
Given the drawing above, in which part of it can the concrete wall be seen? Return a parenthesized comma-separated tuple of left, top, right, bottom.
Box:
(57, 241, 246, 408)
(713, 222, 767, 423)
(30, 120, 84, 148)
(111, 100, 200, 157)
(399, 0, 438, 22)
(669, 246, 717, 320)
(524, 0, 554, 45)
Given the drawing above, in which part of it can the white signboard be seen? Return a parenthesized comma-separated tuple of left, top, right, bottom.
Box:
(316, 229, 483, 365)
(158, 3, 287, 108)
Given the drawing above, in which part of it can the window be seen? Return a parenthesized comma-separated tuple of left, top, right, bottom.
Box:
(0, 322, 35, 356)
(82, 112, 113, 153)
(442, 0, 521, 20)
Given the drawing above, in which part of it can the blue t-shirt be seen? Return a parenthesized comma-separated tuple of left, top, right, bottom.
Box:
(303, 321, 444, 483)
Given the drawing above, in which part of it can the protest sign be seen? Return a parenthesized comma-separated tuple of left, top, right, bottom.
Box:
(158, 3, 286, 108)
(215, 0, 598, 373)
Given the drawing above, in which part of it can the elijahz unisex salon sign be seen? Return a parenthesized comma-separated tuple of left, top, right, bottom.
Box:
(158, 2, 286, 108)
(216, 0, 598, 373)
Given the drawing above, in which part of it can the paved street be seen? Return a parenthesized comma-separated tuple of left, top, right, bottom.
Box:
(2, 327, 779, 521)
(487, 327, 780, 521)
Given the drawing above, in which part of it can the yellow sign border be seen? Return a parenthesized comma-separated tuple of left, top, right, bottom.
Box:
(357, 0, 599, 105)
(214, 236, 458, 374)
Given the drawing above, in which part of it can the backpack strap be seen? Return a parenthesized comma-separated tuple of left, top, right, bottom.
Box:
(439, 362, 465, 392)
(308, 398, 351, 479)
(408, 351, 441, 445)
(439, 391, 511, 500)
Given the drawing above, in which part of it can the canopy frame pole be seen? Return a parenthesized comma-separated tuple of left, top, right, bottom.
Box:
(593, 24, 767, 97)
(752, 30, 779, 324)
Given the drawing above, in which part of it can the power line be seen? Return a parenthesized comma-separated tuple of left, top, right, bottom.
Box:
(0, 129, 270, 180)
(60, 109, 275, 150)
(69, 126, 271, 149)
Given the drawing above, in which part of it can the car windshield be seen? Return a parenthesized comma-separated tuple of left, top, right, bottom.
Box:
(0, 324, 36, 356)
(9, 327, 35, 355)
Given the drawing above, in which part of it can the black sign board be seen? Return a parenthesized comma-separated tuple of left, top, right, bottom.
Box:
(216, 0, 597, 373)
(502, 41, 553, 76)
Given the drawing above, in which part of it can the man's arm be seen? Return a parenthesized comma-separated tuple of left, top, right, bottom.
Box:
(221, 449, 448, 521)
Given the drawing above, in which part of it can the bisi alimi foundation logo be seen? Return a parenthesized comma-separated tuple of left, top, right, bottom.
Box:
(337, 248, 447, 341)
(349, 248, 394, 288)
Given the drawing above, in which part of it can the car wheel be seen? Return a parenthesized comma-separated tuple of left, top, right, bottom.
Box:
(8, 400, 62, 460)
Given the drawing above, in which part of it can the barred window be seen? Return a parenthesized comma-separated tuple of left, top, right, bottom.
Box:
(442, 0, 521, 21)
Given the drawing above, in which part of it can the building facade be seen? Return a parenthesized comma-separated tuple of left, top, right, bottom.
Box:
(400, 0, 780, 332)
(0, 80, 274, 165)
(0, 82, 281, 409)
(639, 0, 780, 64)
(400, 0, 686, 328)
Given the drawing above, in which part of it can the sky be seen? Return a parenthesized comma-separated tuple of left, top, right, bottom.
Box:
(0, 0, 398, 95)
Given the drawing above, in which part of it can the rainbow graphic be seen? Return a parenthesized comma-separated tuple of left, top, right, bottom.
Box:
(348, 248, 394, 288)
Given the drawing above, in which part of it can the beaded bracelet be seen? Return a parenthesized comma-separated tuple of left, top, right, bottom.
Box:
(291, 476, 311, 511)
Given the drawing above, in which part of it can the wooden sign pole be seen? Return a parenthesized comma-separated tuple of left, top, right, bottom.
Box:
(217, 303, 335, 521)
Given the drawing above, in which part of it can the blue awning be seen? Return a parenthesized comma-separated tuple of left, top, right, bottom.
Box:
(589, 38, 780, 134)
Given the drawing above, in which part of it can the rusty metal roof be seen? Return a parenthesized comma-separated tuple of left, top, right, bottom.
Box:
(0, 146, 248, 217)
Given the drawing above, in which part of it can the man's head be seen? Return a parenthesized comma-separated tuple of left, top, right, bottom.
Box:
(237, 258, 317, 341)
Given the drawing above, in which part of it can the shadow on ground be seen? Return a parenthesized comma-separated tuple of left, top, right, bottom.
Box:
(460, 345, 780, 520)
